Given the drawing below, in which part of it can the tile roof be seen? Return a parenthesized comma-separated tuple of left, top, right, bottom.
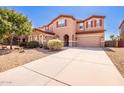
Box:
(34, 28, 55, 35)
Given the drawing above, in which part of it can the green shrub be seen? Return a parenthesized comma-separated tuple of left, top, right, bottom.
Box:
(19, 42, 27, 47)
(27, 41, 39, 48)
(47, 39, 64, 50)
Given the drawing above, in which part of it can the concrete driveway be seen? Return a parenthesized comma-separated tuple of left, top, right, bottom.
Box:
(0, 48, 124, 86)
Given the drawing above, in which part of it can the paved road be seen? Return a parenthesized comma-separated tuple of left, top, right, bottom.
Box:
(0, 48, 124, 85)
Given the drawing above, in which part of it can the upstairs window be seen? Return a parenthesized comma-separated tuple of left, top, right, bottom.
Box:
(79, 23, 84, 30)
(96, 19, 99, 27)
(48, 27, 53, 32)
(45, 27, 49, 31)
(57, 19, 66, 27)
(88, 21, 91, 27)
(96, 19, 102, 27)
(86, 21, 92, 28)
(86, 21, 93, 28)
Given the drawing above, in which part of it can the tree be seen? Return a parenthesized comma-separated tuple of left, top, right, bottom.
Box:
(0, 8, 32, 49)
(110, 35, 116, 41)
(110, 35, 120, 47)
(110, 35, 120, 41)
(115, 35, 120, 40)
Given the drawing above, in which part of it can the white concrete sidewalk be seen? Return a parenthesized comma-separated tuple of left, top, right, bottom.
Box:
(0, 48, 124, 86)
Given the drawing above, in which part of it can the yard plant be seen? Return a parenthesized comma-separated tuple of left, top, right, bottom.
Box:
(26, 41, 39, 48)
(47, 39, 64, 50)
(0, 8, 32, 49)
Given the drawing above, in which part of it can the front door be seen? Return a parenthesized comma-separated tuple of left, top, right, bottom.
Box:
(64, 35, 69, 46)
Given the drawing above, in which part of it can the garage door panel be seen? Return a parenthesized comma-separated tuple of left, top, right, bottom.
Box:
(77, 36, 100, 47)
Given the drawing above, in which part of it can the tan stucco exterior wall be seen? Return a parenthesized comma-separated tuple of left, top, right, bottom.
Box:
(76, 18, 104, 31)
(120, 23, 124, 40)
(48, 17, 77, 46)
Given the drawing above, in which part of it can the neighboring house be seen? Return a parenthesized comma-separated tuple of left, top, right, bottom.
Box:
(29, 14, 105, 47)
(119, 20, 124, 40)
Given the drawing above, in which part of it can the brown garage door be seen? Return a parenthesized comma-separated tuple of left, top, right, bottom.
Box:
(77, 36, 101, 47)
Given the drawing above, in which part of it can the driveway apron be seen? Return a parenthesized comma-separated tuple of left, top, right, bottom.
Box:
(0, 48, 124, 85)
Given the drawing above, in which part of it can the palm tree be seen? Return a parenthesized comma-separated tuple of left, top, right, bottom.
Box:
(110, 35, 116, 41)
(110, 35, 120, 47)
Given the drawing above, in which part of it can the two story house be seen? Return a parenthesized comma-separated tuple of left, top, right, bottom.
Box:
(29, 15, 105, 47)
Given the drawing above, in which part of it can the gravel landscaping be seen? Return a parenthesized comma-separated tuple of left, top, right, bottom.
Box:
(0, 47, 57, 72)
(104, 47, 124, 78)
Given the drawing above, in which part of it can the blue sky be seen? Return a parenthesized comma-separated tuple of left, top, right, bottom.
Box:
(2, 6, 124, 40)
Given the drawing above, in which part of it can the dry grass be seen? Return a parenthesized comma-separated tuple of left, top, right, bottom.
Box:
(104, 47, 124, 78)
(0, 48, 56, 72)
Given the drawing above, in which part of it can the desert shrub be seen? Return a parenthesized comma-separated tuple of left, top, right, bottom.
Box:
(27, 41, 39, 48)
(47, 39, 64, 50)
(19, 42, 27, 47)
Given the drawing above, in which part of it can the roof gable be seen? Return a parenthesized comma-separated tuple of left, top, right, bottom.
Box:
(33, 28, 55, 35)
(47, 14, 76, 26)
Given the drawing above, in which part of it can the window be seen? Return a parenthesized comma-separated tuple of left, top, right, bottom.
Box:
(57, 19, 66, 27)
(45, 27, 49, 31)
(79, 23, 84, 30)
(96, 19, 101, 27)
(88, 21, 91, 27)
(49, 27, 53, 32)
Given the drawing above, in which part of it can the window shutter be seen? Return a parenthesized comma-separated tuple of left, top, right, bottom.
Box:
(65, 19, 67, 26)
(94, 20, 96, 27)
(86, 22, 88, 28)
(56, 21, 58, 28)
(91, 21, 93, 27)
(100, 19, 102, 26)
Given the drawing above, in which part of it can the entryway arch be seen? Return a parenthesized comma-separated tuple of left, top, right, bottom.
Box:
(64, 34, 69, 47)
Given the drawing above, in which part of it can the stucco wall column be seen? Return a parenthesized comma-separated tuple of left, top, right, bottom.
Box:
(100, 38, 104, 47)
(69, 40, 73, 47)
